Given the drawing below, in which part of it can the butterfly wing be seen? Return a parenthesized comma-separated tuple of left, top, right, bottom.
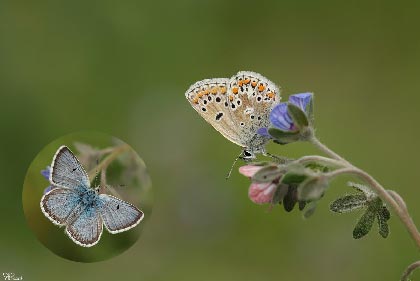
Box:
(40, 186, 82, 226)
(65, 203, 103, 247)
(50, 146, 90, 190)
(98, 194, 144, 234)
(185, 78, 245, 147)
(227, 71, 281, 151)
(185, 72, 281, 152)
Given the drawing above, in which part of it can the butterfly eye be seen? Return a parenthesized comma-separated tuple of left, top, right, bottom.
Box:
(243, 150, 253, 158)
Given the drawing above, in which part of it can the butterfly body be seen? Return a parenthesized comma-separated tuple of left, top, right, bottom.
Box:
(40, 146, 144, 247)
(185, 71, 281, 159)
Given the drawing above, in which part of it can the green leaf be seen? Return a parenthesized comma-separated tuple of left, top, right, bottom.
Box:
(287, 103, 309, 129)
(305, 162, 330, 173)
(283, 185, 298, 212)
(353, 205, 376, 239)
(306, 95, 314, 125)
(347, 182, 375, 197)
(281, 172, 307, 185)
(303, 202, 317, 218)
(297, 177, 328, 201)
(271, 183, 289, 205)
(268, 128, 300, 144)
(252, 165, 282, 183)
(377, 206, 391, 238)
(330, 194, 368, 213)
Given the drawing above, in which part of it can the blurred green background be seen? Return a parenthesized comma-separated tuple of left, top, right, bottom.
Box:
(1, 0, 420, 280)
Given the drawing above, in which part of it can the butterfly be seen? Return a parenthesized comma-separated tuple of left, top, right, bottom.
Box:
(40, 146, 144, 247)
(185, 71, 281, 160)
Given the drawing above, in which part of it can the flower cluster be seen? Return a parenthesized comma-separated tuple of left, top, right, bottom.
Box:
(258, 92, 314, 144)
(239, 163, 319, 215)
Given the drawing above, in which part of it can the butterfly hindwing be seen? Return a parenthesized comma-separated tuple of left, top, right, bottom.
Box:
(98, 194, 144, 234)
(40, 186, 82, 226)
(65, 203, 103, 247)
(185, 78, 245, 147)
(50, 146, 90, 190)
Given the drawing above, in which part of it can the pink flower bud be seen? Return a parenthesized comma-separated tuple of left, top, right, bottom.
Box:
(248, 182, 277, 204)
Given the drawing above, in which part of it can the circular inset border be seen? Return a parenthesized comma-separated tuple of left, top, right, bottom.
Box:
(22, 131, 153, 262)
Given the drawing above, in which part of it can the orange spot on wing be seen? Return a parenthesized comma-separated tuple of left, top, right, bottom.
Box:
(192, 97, 199, 104)
(211, 87, 218, 94)
(238, 80, 244, 87)
(251, 81, 257, 87)
(220, 87, 227, 94)
(258, 84, 265, 92)
(229, 95, 234, 101)
(267, 92, 275, 98)
(232, 87, 239, 94)
(197, 92, 204, 98)
(204, 89, 210, 95)
(243, 78, 251, 84)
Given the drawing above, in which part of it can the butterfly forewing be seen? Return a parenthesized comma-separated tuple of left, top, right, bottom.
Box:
(40, 186, 82, 226)
(98, 194, 144, 234)
(65, 204, 103, 247)
(185, 78, 245, 147)
(227, 71, 281, 150)
(50, 146, 90, 189)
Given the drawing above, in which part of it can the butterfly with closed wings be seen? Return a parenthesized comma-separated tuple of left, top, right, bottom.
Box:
(185, 71, 281, 160)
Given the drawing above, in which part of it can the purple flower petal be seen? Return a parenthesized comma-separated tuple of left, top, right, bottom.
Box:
(43, 185, 53, 194)
(41, 166, 51, 180)
(41, 166, 55, 194)
(257, 127, 271, 137)
(289, 93, 313, 113)
(269, 103, 294, 131)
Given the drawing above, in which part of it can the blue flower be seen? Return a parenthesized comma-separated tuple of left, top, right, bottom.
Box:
(41, 166, 54, 194)
(270, 103, 296, 131)
(258, 92, 313, 136)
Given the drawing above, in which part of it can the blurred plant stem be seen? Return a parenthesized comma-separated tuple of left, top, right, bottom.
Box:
(88, 144, 131, 195)
(308, 136, 420, 280)
(401, 260, 420, 281)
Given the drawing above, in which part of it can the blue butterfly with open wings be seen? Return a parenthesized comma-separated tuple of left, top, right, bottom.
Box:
(40, 146, 144, 247)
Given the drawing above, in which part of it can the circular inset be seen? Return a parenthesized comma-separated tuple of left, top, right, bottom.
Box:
(22, 131, 153, 262)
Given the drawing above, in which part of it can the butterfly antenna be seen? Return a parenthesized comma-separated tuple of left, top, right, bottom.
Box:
(225, 151, 243, 180)
(94, 158, 100, 189)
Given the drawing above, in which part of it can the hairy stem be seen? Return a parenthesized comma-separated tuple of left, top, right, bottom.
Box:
(401, 260, 420, 281)
(310, 136, 351, 166)
(296, 155, 345, 167)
